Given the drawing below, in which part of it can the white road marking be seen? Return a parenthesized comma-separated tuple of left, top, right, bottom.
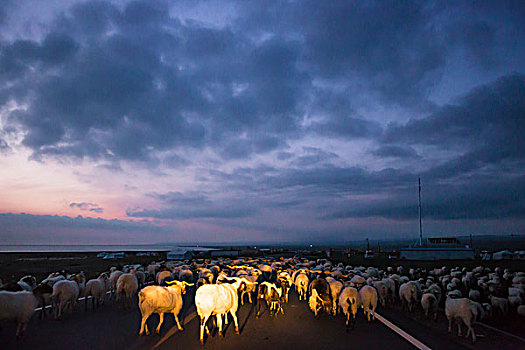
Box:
(375, 312, 432, 350)
(477, 322, 525, 343)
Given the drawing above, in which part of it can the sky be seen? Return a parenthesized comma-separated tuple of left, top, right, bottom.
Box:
(0, 0, 524, 245)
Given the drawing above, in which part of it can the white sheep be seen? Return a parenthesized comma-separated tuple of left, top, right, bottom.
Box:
(109, 270, 123, 298)
(445, 297, 480, 343)
(339, 286, 360, 330)
(116, 273, 138, 308)
(399, 282, 417, 312)
(0, 291, 38, 337)
(359, 285, 378, 322)
(421, 293, 438, 321)
(195, 277, 250, 344)
(52, 276, 82, 319)
(373, 280, 388, 307)
(84, 273, 108, 311)
(239, 274, 258, 304)
(295, 273, 309, 301)
(138, 280, 193, 335)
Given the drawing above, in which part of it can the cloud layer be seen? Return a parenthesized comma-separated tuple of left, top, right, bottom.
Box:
(0, 0, 523, 243)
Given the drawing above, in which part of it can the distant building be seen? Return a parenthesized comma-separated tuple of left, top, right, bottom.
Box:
(400, 237, 474, 260)
(167, 249, 194, 260)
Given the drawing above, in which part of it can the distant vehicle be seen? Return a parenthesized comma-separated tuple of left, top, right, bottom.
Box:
(364, 250, 375, 259)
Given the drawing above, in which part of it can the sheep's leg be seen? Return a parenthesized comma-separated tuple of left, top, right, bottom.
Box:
(174, 310, 184, 331)
(231, 310, 240, 334)
(448, 317, 452, 333)
(217, 314, 223, 336)
(248, 292, 252, 304)
(139, 312, 151, 335)
(199, 315, 209, 345)
(15, 322, 22, 338)
(372, 306, 376, 321)
(156, 313, 164, 333)
(457, 321, 462, 336)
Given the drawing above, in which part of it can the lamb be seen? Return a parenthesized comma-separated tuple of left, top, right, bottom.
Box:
(0, 291, 39, 337)
(116, 273, 138, 308)
(52, 275, 83, 319)
(326, 277, 343, 315)
(359, 285, 378, 322)
(445, 297, 479, 343)
(421, 293, 438, 321)
(295, 273, 309, 301)
(399, 282, 418, 312)
(339, 286, 360, 331)
(84, 273, 108, 311)
(138, 280, 193, 335)
(195, 277, 249, 344)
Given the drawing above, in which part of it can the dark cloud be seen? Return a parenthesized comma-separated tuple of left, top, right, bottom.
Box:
(0, 212, 159, 231)
(384, 73, 525, 179)
(69, 202, 103, 213)
(127, 191, 256, 219)
(331, 175, 524, 220)
(372, 145, 420, 159)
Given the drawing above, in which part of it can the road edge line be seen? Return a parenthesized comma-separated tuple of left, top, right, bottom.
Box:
(375, 312, 432, 350)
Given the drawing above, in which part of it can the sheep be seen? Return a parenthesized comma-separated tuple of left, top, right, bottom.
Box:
(445, 297, 479, 343)
(116, 273, 138, 308)
(84, 273, 108, 311)
(308, 278, 332, 317)
(399, 282, 417, 312)
(339, 286, 360, 331)
(109, 270, 123, 298)
(295, 273, 309, 301)
(326, 277, 343, 314)
(373, 280, 388, 307)
(518, 305, 525, 317)
(52, 275, 82, 319)
(156, 270, 172, 285)
(491, 295, 508, 317)
(239, 274, 258, 304)
(0, 291, 39, 337)
(468, 289, 481, 302)
(259, 281, 284, 316)
(138, 280, 193, 335)
(421, 293, 438, 321)
(359, 285, 378, 322)
(33, 283, 54, 319)
(195, 277, 251, 344)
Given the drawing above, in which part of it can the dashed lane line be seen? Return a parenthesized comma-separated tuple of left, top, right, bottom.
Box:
(375, 312, 432, 350)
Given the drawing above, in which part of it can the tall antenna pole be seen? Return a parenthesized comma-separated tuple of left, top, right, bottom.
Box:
(418, 176, 423, 246)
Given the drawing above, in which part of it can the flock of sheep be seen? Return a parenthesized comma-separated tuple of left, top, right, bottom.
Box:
(1, 255, 525, 345)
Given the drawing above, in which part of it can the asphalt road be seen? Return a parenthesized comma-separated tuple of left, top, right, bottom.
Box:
(1, 288, 523, 350)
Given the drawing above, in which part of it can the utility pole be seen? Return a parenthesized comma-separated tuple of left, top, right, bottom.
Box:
(418, 176, 423, 247)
